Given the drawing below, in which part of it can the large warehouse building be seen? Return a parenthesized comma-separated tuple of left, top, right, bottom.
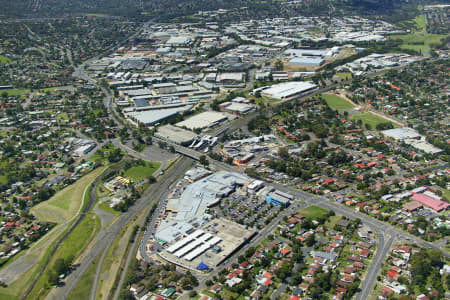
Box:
(155, 124, 198, 146)
(260, 81, 317, 100)
(176, 111, 229, 130)
(382, 128, 443, 154)
(289, 57, 324, 67)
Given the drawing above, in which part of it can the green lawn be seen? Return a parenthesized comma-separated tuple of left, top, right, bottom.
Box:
(323, 93, 355, 111)
(32, 167, 104, 223)
(85, 13, 108, 17)
(98, 201, 121, 216)
(335, 72, 352, 80)
(27, 213, 100, 300)
(390, 15, 446, 54)
(413, 15, 427, 32)
(67, 255, 100, 300)
(299, 205, 329, 219)
(124, 162, 161, 182)
(0, 169, 102, 300)
(0, 176, 7, 184)
(350, 113, 394, 130)
(433, 186, 450, 201)
(1, 89, 30, 97)
(0, 55, 12, 64)
(392, 33, 446, 53)
(56, 112, 69, 121)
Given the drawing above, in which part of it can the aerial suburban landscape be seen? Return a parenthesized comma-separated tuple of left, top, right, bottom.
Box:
(0, 0, 448, 299)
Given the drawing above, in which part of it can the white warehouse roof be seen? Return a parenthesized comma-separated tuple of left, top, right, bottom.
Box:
(261, 81, 317, 100)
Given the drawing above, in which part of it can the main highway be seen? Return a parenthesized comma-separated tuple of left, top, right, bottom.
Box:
(65, 29, 448, 300)
(146, 136, 449, 299)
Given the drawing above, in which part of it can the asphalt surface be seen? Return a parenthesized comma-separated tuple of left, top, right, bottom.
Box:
(151, 138, 450, 300)
(66, 34, 448, 299)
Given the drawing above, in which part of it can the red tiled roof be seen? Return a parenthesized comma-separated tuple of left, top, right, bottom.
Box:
(411, 193, 450, 212)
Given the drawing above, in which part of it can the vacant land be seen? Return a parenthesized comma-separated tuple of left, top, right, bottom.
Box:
(350, 113, 393, 129)
(299, 205, 329, 219)
(323, 93, 355, 111)
(32, 167, 104, 222)
(124, 162, 161, 182)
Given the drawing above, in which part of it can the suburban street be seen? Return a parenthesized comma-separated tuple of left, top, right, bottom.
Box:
(65, 24, 449, 300)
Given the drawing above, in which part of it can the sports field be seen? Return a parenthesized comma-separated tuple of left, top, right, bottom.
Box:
(323, 93, 355, 111)
(350, 113, 394, 129)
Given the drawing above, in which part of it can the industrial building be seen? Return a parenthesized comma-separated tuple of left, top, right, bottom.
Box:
(159, 218, 256, 271)
(248, 180, 265, 194)
(260, 81, 317, 100)
(382, 128, 421, 140)
(176, 111, 228, 130)
(155, 124, 198, 146)
(265, 190, 293, 207)
(165, 171, 249, 222)
(219, 102, 255, 114)
(288, 57, 324, 67)
(125, 104, 193, 126)
(284, 49, 328, 57)
(382, 128, 443, 154)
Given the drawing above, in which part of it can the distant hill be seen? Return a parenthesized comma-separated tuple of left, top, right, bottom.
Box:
(0, 0, 427, 20)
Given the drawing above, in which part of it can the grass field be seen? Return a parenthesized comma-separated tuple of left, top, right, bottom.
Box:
(32, 167, 104, 222)
(67, 255, 100, 300)
(27, 213, 100, 300)
(390, 15, 446, 54)
(0, 169, 102, 300)
(413, 15, 427, 32)
(299, 205, 329, 219)
(0, 169, 103, 300)
(0, 176, 7, 184)
(1, 89, 30, 97)
(56, 112, 69, 121)
(85, 13, 108, 17)
(0, 55, 12, 64)
(323, 93, 355, 111)
(98, 201, 121, 216)
(335, 72, 352, 80)
(124, 162, 161, 182)
(350, 113, 394, 129)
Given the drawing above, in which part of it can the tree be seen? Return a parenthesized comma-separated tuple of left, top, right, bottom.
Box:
(199, 155, 209, 166)
(54, 258, 67, 275)
(48, 271, 59, 286)
(275, 60, 284, 71)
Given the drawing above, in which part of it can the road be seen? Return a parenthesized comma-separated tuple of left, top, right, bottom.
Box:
(147, 137, 449, 300)
(356, 234, 395, 300)
(47, 157, 193, 300)
(66, 24, 447, 300)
